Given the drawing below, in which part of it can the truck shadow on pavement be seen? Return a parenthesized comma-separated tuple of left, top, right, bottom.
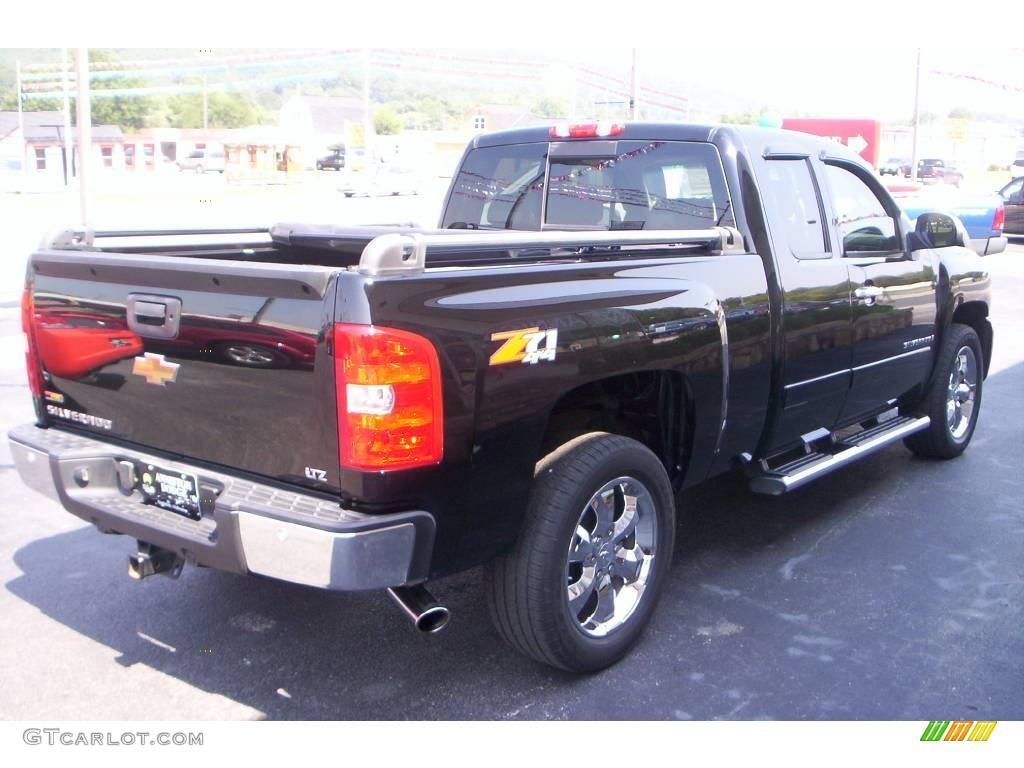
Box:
(6, 361, 1023, 720)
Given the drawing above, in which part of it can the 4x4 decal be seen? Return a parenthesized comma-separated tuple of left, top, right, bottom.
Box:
(490, 327, 559, 366)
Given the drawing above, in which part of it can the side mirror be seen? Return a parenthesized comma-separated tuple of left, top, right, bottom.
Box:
(914, 212, 965, 249)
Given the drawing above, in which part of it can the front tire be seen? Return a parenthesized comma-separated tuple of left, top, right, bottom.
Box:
(486, 433, 676, 673)
(904, 323, 983, 459)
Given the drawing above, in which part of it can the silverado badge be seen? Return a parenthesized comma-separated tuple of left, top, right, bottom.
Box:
(132, 353, 180, 386)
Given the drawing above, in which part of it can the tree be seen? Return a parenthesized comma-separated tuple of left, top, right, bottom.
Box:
(373, 106, 403, 135)
(166, 89, 262, 129)
(720, 106, 771, 125)
(84, 49, 158, 131)
(531, 97, 569, 118)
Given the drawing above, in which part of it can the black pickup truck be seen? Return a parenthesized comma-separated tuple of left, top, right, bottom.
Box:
(11, 122, 992, 672)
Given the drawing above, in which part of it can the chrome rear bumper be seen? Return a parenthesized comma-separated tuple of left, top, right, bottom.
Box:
(8, 423, 434, 591)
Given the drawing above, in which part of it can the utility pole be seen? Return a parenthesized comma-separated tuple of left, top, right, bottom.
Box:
(16, 60, 25, 182)
(569, 64, 578, 122)
(75, 48, 92, 228)
(910, 48, 921, 183)
(362, 48, 372, 159)
(202, 72, 209, 130)
(61, 48, 72, 185)
(629, 48, 638, 120)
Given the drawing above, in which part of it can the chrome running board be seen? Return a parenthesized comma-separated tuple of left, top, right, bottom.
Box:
(750, 415, 931, 496)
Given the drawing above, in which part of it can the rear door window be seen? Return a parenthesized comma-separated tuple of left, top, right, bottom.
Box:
(760, 158, 829, 259)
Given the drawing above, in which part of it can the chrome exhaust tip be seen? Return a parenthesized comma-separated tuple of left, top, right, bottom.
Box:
(387, 585, 450, 634)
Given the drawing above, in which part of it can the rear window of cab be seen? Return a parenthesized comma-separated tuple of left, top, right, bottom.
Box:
(442, 140, 734, 232)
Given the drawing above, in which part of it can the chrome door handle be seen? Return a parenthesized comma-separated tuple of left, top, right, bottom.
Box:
(854, 286, 884, 306)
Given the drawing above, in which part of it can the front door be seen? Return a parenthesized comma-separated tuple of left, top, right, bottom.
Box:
(823, 162, 938, 422)
(757, 155, 854, 451)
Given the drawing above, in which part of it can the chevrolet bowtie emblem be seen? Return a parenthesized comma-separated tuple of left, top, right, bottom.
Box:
(132, 353, 180, 386)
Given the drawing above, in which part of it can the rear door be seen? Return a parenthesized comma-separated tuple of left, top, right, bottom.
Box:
(29, 251, 340, 491)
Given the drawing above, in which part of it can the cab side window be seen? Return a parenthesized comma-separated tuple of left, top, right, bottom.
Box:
(762, 158, 829, 259)
(825, 164, 900, 254)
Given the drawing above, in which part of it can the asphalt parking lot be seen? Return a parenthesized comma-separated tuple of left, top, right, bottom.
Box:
(0, 194, 1021, 719)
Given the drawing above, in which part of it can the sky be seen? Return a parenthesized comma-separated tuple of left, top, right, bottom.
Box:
(3, 0, 1023, 131)
(6, 46, 1022, 128)
(618, 48, 1024, 123)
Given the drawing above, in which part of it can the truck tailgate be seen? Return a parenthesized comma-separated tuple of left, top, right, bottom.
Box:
(26, 250, 341, 492)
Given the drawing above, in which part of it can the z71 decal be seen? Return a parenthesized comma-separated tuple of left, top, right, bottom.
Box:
(490, 327, 559, 366)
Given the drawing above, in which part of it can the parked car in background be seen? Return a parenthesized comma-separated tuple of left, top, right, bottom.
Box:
(879, 157, 908, 176)
(998, 177, 1024, 236)
(340, 164, 420, 197)
(909, 158, 963, 186)
(177, 148, 225, 174)
(887, 180, 1006, 255)
(316, 147, 346, 171)
(1011, 149, 1024, 179)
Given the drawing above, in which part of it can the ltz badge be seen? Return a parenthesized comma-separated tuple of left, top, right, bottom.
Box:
(490, 327, 559, 366)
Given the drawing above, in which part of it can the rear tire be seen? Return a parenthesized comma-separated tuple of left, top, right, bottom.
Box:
(486, 433, 676, 673)
(904, 323, 983, 459)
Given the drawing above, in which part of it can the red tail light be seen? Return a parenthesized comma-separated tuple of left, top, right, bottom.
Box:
(334, 324, 443, 471)
(993, 205, 1005, 233)
(21, 288, 44, 398)
(549, 122, 625, 139)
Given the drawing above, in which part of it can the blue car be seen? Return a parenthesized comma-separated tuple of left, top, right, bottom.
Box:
(887, 183, 1006, 256)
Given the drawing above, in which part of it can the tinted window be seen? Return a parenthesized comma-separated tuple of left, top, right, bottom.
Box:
(443, 143, 547, 230)
(547, 141, 733, 230)
(825, 164, 899, 253)
(441, 140, 733, 231)
(761, 159, 827, 258)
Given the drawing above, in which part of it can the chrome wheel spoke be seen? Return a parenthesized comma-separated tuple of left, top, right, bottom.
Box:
(960, 398, 974, 424)
(612, 491, 639, 544)
(590, 490, 616, 533)
(567, 569, 598, 617)
(611, 543, 644, 583)
(591, 575, 617, 624)
(568, 526, 593, 564)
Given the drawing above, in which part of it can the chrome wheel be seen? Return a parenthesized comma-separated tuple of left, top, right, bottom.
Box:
(225, 345, 276, 366)
(946, 345, 977, 441)
(565, 476, 658, 638)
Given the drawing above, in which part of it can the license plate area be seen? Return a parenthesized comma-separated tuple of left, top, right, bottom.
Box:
(139, 463, 201, 520)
